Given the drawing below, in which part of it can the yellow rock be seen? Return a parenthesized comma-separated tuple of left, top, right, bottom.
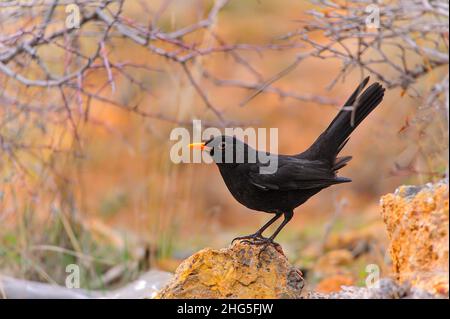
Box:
(380, 182, 449, 296)
(156, 240, 304, 299)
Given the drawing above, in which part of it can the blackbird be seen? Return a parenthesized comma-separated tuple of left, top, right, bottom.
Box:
(189, 77, 385, 244)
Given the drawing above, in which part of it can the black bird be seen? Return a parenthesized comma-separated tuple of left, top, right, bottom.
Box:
(190, 77, 385, 244)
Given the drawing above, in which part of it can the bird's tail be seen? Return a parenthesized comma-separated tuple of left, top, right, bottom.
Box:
(300, 77, 385, 169)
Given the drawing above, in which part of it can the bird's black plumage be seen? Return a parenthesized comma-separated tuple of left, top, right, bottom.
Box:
(196, 77, 385, 244)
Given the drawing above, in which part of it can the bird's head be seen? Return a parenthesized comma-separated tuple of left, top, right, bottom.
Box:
(189, 135, 254, 165)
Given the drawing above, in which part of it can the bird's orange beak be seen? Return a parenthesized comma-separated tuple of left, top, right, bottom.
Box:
(189, 142, 206, 150)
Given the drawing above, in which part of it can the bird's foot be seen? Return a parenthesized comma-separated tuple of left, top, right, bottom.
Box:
(241, 236, 279, 249)
(239, 237, 284, 257)
(231, 233, 264, 244)
(240, 236, 274, 245)
(232, 234, 283, 256)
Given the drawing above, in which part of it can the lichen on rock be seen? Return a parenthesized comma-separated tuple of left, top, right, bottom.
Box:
(156, 240, 304, 299)
(380, 180, 449, 296)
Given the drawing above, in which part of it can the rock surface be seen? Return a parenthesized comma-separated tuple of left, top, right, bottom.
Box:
(307, 278, 437, 299)
(380, 181, 449, 296)
(156, 240, 304, 299)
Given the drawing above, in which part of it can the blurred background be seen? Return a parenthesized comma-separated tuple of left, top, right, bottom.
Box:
(0, 0, 448, 293)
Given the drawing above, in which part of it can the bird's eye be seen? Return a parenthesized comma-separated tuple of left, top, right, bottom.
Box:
(218, 141, 226, 150)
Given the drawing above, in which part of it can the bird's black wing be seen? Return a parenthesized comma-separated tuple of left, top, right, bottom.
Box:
(247, 156, 351, 191)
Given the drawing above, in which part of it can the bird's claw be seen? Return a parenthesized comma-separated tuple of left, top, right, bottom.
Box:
(232, 233, 282, 257)
(240, 237, 274, 245)
(231, 233, 264, 244)
(241, 237, 280, 251)
(241, 237, 282, 258)
(232, 234, 284, 257)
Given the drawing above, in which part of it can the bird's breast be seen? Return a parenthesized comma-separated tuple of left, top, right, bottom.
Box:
(217, 164, 281, 212)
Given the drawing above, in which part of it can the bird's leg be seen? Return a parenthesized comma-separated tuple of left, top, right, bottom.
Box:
(268, 210, 293, 241)
(244, 210, 294, 245)
(245, 211, 294, 256)
(232, 213, 282, 244)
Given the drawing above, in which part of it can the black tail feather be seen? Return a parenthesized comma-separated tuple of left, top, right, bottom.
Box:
(336, 137, 350, 155)
(333, 156, 352, 171)
(299, 77, 385, 163)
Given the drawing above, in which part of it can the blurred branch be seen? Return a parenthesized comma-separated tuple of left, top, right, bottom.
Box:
(202, 69, 339, 106)
(282, 0, 448, 92)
